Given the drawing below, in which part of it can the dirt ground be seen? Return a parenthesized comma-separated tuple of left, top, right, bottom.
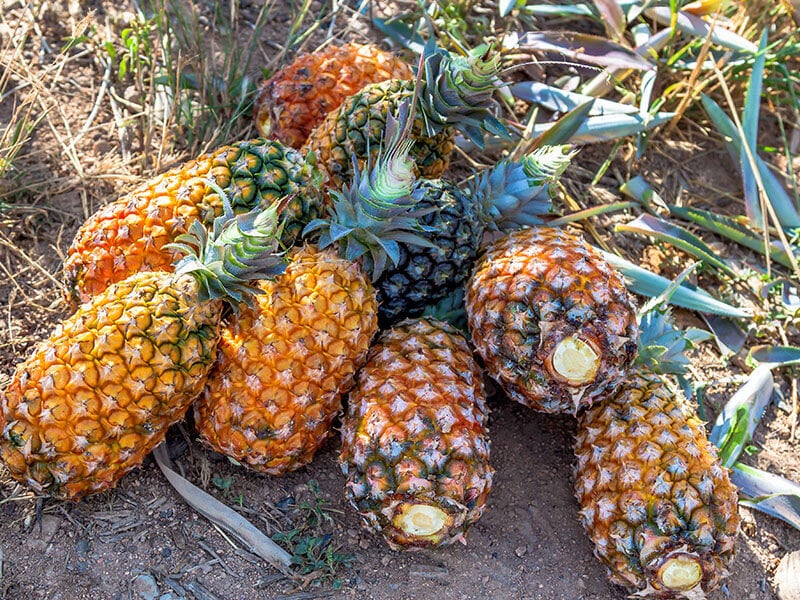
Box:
(1, 1, 799, 599)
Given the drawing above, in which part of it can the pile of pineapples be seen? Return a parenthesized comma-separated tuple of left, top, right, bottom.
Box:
(0, 42, 740, 599)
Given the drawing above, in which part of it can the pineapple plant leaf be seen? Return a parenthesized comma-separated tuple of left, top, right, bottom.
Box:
(0, 199, 286, 500)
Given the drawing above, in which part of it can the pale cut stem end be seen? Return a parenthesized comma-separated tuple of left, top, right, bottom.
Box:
(658, 556, 703, 591)
(395, 503, 449, 538)
(551, 336, 600, 386)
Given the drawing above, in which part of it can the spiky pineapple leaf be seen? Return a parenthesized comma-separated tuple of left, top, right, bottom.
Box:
(748, 345, 800, 366)
(599, 249, 751, 318)
(731, 463, 800, 531)
(616, 214, 737, 276)
(709, 365, 775, 468)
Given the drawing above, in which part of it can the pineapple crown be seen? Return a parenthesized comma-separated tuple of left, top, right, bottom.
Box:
(472, 144, 575, 231)
(303, 102, 435, 281)
(635, 268, 712, 379)
(417, 43, 510, 148)
(166, 184, 287, 305)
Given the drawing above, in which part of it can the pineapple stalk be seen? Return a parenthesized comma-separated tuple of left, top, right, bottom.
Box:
(1, 199, 286, 500)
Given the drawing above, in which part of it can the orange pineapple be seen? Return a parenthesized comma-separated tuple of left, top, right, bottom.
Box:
(63, 139, 320, 307)
(194, 104, 431, 474)
(339, 317, 493, 549)
(254, 42, 412, 148)
(574, 307, 739, 597)
(466, 226, 639, 414)
(1, 203, 285, 500)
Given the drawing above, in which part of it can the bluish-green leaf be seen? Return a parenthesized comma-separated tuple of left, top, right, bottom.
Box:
(519, 31, 655, 71)
(702, 313, 748, 355)
(709, 365, 774, 467)
(701, 94, 800, 229)
(530, 111, 675, 144)
(597, 249, 751, 318)
(731, 463, 800, 531)
(669, 204, 797, 268)
(740, 31, 769, 227)
(617, 213, 737, 276)
(499, 0, 518, 17)
(533, 101, 595, 147)
(509, 81, 638, 115)
(645, 7, 758, 53)
(748, 345, 800, 367)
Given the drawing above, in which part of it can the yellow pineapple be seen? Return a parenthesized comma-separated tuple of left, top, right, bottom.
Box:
(339, 317, 493, 549)
(254, 42, 412, 148)
(574, 306, 739, 597)
(194, 245, 378, 474)
(0, 202, 285, 500)
(63, 139, 320, 307)
(193, 103, 431, 474)
(466, 226, 639, 414)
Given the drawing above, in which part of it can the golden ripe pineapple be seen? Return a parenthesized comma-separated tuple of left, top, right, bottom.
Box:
(194, 245, 378, 474)
(302, 45, 508, 190)
(254, 42, 412, 148)
(0, 203, 285, 500)
(63, 139, 320, 306)
(339, 317, 493, 549)
(194, 104, 430, 474)
(465, 226, 639, 414)
(574, 307, 739, 598)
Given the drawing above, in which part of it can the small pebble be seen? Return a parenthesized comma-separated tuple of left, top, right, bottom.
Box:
(131, 573, 159, 600)
(515, 545, 527, 558)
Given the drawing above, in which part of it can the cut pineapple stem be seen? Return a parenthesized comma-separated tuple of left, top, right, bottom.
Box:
(659, 555, 703, 591)
(551, 336, 600, 385)
(395, 503, 449, 537)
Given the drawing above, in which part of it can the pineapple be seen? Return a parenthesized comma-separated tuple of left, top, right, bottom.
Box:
(376, 145, 573, 325)
(574, 306, 739, 598)
(302, 44, 508, 189)
(254, 42, 413, 148)
(0, 201, 286, 500)
(339, 317, 493, 549)
(63, 138, 321, 307)
(465, 226, 639, 414)
(193, 103, 430, 474)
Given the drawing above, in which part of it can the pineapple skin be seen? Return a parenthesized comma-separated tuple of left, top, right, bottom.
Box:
(340, 318, 493, 550)
(254, 42, 412, 149)
(465, 227, 638, 414)
(302, 79, 455, 190)
(376, 179, 483, 325)
(574, 371, 739, 597)
(63, 139, 318, 306)
(194, 245, 379, 475)
(0, 272, 220, 500)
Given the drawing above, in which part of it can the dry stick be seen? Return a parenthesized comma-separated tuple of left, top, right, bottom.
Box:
(151, 445, 293, 576)
(711, 64, 800, 283)
(665, 11, 725, 135)
(68, 53, 113, 153)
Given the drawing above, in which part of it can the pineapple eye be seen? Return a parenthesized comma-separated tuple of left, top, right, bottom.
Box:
(550, 336, 600, 386)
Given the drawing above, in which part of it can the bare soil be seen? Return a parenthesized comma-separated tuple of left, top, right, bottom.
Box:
(1, 2, 798, 599)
